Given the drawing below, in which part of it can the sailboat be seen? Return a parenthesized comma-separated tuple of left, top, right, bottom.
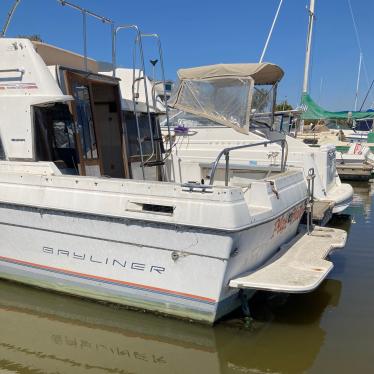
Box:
(298, 0, 374, 180)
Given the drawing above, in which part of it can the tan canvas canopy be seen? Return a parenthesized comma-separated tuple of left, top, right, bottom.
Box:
(177, 63, 284, 85)
(170, 62, 284, 134)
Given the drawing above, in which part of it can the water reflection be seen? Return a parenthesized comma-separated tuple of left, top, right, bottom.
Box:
(0, 278, 341, 374)
(347, 181, 374, 222)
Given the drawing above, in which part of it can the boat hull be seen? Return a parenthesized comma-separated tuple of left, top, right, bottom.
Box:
(0, 201, 304, 323)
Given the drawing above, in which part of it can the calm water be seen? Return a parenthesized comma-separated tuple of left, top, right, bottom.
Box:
(0, 182, 373, 374)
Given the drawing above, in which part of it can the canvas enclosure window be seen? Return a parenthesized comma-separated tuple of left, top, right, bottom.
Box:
(252, 85, 275, 114)
(164, 110, 225, 128)
(249, 84, 277, 128)
(171, 77, 254, 133)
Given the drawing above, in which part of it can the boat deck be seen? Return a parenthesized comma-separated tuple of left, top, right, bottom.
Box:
(229, 226, 347, 293)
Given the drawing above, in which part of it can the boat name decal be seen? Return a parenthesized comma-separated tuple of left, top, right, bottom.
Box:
(272, 203, 305, 237)
(42, 247, 165, 274)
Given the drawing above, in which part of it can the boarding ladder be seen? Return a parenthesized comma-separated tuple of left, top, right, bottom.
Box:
(112, 25, 167, 180)
(141, 34, 173, 154)
(140, 33, 175, 181)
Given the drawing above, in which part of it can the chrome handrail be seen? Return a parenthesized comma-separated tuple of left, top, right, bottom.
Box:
(209, 139, 287, 186)
(57, 0, 114, 72)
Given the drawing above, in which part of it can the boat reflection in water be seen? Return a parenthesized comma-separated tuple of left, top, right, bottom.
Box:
(346, 181, 374, 220)
(0, 278, 342, 374)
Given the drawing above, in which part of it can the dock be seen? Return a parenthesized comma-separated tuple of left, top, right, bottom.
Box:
(336, 163, 374, 181)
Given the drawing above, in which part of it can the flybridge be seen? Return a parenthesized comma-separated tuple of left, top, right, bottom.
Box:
(0, 0, 172, 180)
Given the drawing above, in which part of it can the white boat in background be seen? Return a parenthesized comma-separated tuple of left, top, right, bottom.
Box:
(109, 63, 353, 216)
(296, 124, 374, 181)
(153, 63, 352, 216)
(335, 143, 374, 181)
(294, 0, 374, 182)
(0, 35, 347, 323)
(337, 143, 374, 165)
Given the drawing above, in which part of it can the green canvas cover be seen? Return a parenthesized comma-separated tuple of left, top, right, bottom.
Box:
(301, 93, 374, 120)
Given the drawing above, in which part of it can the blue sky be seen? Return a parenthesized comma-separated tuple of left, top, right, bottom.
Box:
(2, 0, 373, 110)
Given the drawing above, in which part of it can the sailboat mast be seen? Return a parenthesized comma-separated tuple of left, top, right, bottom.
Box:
(302, 0, 316, 93)
(354, 52, 363, 111)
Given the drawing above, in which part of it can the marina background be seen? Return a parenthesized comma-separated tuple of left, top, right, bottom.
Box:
(0, 1, 373, 372)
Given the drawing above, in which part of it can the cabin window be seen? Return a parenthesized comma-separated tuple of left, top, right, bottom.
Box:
(34, 103, 78, 173)
(53, 119, 75, 149)
(73, 84, 98, 160)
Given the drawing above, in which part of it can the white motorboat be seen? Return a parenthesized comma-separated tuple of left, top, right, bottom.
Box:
(297, 126, 374, 180)
(0, 36, 346, 324)
(160, 64, 353, 215)
(106, 64, 352, 216)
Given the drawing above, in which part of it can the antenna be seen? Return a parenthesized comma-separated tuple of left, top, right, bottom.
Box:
(259, 0, 284, 63)
(1, 0, 22, 38)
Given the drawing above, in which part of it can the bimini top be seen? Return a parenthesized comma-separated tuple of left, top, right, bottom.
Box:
(170, 62, 284, 134)
(177, 63, 284, 85)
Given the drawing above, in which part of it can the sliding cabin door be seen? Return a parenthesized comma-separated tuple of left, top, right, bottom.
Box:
(67, 73, 101, 176)
(66, 72, 128, 178)
(90, 83, 127, 178)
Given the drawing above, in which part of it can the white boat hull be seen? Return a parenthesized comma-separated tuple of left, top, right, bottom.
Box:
(0, 201, 304, 324)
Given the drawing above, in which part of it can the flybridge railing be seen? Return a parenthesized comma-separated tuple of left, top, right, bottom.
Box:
(56, 0, 114, 72)
(209, 139, 287, 186)
(112, 24, 153, 180)
(2, 0, 172, 180)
